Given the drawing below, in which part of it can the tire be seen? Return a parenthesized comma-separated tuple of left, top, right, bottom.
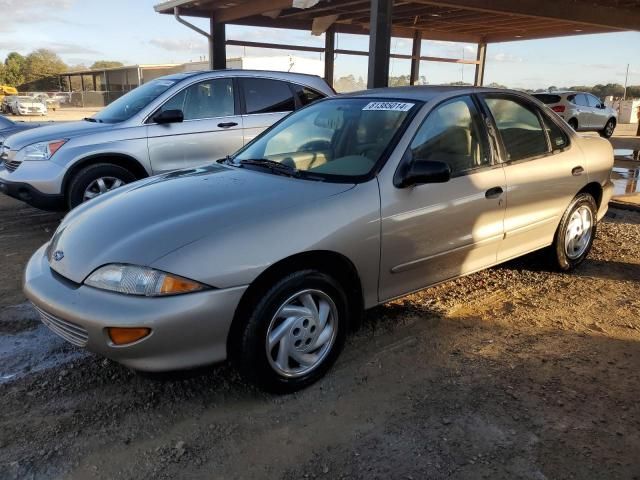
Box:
(233, 270, 349, 393)
(548, 193, 597, 271)
(568, 118, 578, 131)
(599, 118, 616, 139)
(66, 163, 136, 210)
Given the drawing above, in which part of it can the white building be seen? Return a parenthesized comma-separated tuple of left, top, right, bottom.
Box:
(182, 55, 324, 77)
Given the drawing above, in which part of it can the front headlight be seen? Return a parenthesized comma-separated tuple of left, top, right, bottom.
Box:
(18, 139, 67, 161)
(85, 264, 206, 296)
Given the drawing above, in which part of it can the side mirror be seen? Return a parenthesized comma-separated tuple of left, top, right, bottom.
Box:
(153, 109, 184, 124)
(599, 103, 606, 109)
(397, 159, 451, 188)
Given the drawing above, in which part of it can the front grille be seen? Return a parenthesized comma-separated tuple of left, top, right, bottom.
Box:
(4, 160, 21, 172)
(33, 304, 89, 347)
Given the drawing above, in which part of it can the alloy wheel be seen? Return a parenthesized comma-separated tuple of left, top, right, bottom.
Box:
(265, 289, 338, 378)
(564, 205, 593, 260)
(83, 176, 126, 202)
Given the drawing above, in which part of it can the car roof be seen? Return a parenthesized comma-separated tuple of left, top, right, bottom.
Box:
(342, 85, 528, 102)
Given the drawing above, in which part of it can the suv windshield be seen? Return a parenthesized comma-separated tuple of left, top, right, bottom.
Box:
(93, 78, 178, 123)
(232, 98, 418, 182)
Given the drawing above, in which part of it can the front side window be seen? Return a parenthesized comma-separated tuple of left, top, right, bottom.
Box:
(408, 96, 489, 176)
(572, 94, 588, 107)
(233, 98, 418, 181)
(94, 78, 178, 123)
(587, 95, 601, 108)
(484, 97, 548, 162)
(242, 78, 295, 114)
(157, 78, 234, 121)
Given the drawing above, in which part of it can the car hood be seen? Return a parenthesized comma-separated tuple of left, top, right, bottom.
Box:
(47, 164, 355, 284)
(4, 120, 111, 149)
(0, 122, 45, 143)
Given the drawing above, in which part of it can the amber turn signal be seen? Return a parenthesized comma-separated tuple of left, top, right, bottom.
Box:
(107, 327, 151, 345)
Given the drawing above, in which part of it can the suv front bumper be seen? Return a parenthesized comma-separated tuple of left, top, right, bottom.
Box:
(0, 177, 65, 210)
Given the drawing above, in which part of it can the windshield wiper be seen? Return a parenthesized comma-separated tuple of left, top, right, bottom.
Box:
(238, 158, 299, 177)
(83, 117, 97, 122)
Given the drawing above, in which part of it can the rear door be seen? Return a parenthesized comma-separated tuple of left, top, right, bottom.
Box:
(239, 77, 297, 143)
(146, 77, 243, 174)
(480, 94, 585, 262)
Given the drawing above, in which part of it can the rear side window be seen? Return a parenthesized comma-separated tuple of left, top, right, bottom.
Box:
(534, 94, 561, 105)
(542, 115, 569, 151)
(484, 97, 548, 162)
(293, 85, 325, 108)
(242, 78, 295, 114)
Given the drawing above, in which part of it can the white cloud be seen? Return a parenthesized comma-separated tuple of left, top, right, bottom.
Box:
(149, 37, 208, 53)
(490, 52, 523, 63)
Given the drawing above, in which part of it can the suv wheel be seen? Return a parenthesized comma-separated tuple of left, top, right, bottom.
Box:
(234, 270, 349, 393)
(599, 118, 616, 139)
(548, 193, 597, 271)
(67, 163, 136, 210)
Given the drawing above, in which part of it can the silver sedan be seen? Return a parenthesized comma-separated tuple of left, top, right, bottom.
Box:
(24, 86, 614, 392)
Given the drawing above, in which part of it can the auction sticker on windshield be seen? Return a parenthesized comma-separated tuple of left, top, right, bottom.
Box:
(363, 102, 414, 111)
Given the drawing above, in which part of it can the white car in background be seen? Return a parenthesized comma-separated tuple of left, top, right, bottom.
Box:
(533, 91, 617, 138)
(12, 96, 47, 116)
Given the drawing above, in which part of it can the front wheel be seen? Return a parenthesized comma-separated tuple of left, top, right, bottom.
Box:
(67, 163, 136, 210)
(599, 118, 616, 139)
(233, 270, 349, 393)
(548, 193, 597, 271)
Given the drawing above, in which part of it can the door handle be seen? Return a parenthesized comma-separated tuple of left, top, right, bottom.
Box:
(217, 122, 238, 128)
(572, 166, 584, 176)
(485, 186, 504, 199)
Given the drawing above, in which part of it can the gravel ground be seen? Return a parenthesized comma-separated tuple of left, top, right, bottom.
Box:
(0, 194, 639, 480)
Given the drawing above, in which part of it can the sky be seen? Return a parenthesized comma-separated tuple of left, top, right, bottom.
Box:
(1, 0, 639, 90)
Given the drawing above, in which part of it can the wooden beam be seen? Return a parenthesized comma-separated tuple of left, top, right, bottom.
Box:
(474, 41, 486, 86)
(410, 30, 421, 85)
(325, 25, 335, 87)
(409, 0, 640, 32)
(213, 0, 293, 23)
(368, 0, 393, 89)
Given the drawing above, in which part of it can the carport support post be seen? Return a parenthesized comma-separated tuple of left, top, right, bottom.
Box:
(474, 41, 487, 87)
(367, 0, 393, 89)
(410, 30, 422, 86)
(210, 18, 227, 70)
(324, 25, 335, 88)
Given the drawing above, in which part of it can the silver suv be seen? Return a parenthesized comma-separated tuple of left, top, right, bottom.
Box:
(533, 91, 618, 138)
(0, 70, 333, 210)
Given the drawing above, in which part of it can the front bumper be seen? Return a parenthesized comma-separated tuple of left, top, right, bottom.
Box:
(0, 177, 65, 210)
(23, 244, 247, 371)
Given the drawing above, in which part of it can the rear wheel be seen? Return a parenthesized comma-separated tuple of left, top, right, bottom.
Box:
(599, 118, 616, 138)
(548, 193, 597, 271)
(67, 163, 135, 210)
(568, 118, 578, 131)
(233, 270, 348, 393)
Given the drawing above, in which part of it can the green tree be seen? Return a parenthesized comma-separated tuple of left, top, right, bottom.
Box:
(22, 49, 67, 89)
(90, 60, 124, 70)
(3, 52, 26, 87)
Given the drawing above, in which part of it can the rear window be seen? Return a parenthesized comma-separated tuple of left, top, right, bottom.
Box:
(534, 94, 561, 105)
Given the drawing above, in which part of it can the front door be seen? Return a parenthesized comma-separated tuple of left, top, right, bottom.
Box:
(379, 95, 506, 301)
(147, 77, 244, 174)
(480, 94, 586, 262)
(586, 94, 607, 130)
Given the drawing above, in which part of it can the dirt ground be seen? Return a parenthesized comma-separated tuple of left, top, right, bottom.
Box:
(0, 193, 639, 480)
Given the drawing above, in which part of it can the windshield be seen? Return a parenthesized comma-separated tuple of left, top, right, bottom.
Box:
(232, 98, 418, 181)
(93, 78, 178, 123)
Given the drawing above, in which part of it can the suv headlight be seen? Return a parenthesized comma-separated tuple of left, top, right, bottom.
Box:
(85, 264, 206, 296)
(18, 139, 67, 161)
